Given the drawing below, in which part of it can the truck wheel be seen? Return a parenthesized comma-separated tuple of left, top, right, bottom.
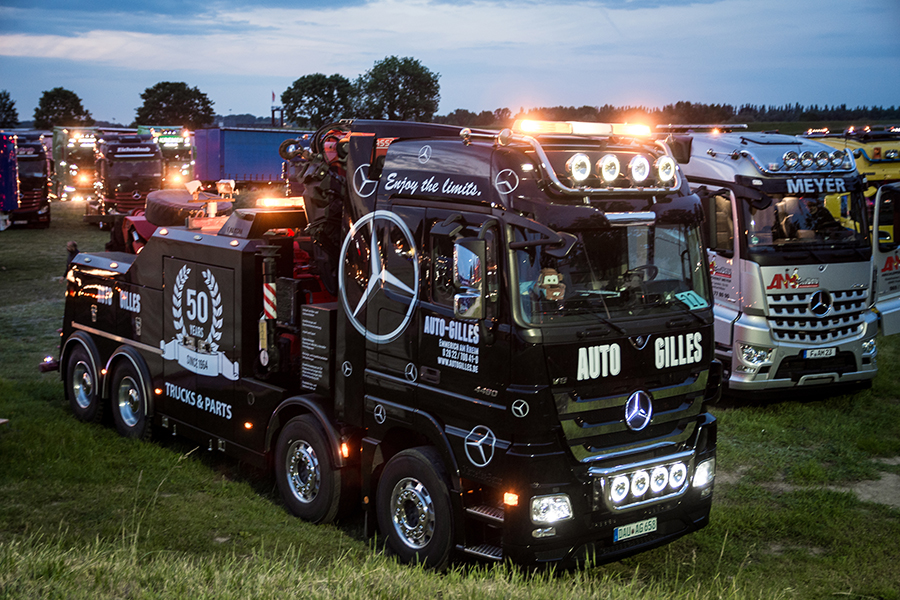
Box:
(275, 416, 342, 524)
(65, 345, 103, 424)
(110, 360, 151, 440)
(376, 447, 453, 569)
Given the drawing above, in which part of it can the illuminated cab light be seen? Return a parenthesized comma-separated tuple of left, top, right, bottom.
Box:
(512, 120, 618, 136)
(513, 120, 573, 135)
(656, 156, 677, 184)
(256, 196, 306, 208)
(814, 150, 830, 168)
(598, 154, 620, 183)
(504, 492, 519, 506)
(628, 155, 651, 184)
(566, 153, 592, 182)
(610, 123, 651, 137)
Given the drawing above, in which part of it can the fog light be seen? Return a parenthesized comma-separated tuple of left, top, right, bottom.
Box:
(694, 457, 716, 488)
(532, 527, 556, 539)
(598, 154, 620, 183)
(566, 153, 591, 183)
(739, 343, 773, 366)
(530, 494, 573, 524)
(610, 475, 630, 503)
(650, 466, 669, 493)
(862, 338, 876, 356)
(630, 470, 650, 497)
(670, 462, 687, 489)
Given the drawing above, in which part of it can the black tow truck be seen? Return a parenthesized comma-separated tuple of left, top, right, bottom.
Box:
(50, 119, 720, 567)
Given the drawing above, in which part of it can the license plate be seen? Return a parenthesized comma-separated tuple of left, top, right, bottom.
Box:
(614, 517, 657, 542)
(804, 347, 836, 359)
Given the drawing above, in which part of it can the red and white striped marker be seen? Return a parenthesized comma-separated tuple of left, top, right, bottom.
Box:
(263, 282, 277, 320)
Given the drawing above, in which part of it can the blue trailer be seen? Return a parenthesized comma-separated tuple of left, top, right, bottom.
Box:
(193, 127, 310, 190)
(0, 133, 19, 231)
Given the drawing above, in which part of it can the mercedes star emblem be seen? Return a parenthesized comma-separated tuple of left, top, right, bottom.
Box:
(352, 163, 378, 198)
(464, 425, 496, 467)
(341, 361, 353, 377)
(373, 403, 386, 424)
(511, 399, 530, 418)
(493, 169, 519, 195)
(418, 145, 432, 164)
(624, 390, 653, 431)
(808, 289, 833, 318)
(404, 363, 418, 382)
(338, 210, 419, 344)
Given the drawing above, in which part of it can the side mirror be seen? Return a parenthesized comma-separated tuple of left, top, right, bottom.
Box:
(453, 238, 485, 320)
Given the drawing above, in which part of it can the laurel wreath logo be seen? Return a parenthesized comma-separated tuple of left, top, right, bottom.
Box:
(170, 264, 222, 353)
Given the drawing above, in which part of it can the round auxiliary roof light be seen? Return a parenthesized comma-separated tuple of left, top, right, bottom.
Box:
(656, 156, 677, 184)
(566, 153, 592, 183)
(631, 470, 650, 497)
(670, 462, 687, 489)
(629, 155, 651, 184)
(610, 475, 630, 503)
(830, 150, 845, 167)
(650, 466, 669, 494)
(800, 151, 815, 168)
(783, 151, 800, 169)
(598, 154, 621, 183)
(815, 150, 830, 168)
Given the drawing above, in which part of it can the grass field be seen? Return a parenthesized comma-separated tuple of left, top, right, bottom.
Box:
(1, 202, 899, 599)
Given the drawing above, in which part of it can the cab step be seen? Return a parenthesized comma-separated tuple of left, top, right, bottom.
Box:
(460, 543, 503, 561)
(465, 504, 504, 524)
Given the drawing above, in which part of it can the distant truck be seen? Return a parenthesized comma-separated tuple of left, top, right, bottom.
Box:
(52, 127, 98, 202)
(194, 127, 310, 190)
(137, 126, 195, 188)
(10, 132, 52, 228)
(0, 133, 18, 230)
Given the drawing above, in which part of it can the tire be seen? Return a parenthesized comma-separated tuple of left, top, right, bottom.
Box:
(376, 447, 454, 569)
(275, 415, 342, 524)
(65, 345, 103, 424)
(109, 359, 151, 440)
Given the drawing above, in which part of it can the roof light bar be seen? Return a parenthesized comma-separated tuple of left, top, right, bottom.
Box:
(512, 120, 650, 137)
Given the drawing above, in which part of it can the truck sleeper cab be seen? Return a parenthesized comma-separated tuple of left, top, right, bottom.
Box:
(11, 132, 52, 228)
(55, 119, 719, 568)
(663, 124, 900, 393)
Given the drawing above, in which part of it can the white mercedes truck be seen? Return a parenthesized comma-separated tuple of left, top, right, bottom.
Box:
(659, 125, 900, 394)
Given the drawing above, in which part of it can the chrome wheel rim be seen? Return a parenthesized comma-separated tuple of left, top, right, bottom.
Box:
(116, 375, 141, 427)
(72, 361, 94, 409)
(390, 477, 435, 550)
(286, 440, 320, 503)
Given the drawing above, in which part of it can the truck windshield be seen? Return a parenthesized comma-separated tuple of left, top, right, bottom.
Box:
(514, 223, 710, 326)
(109, 159, 162, 179)
(743, 191, 869, 249)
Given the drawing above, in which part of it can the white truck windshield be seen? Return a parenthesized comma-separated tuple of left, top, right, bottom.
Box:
(744, 191, 868, 249)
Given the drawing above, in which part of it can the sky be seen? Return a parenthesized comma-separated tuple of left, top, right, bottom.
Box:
(0, 0, 898, 125)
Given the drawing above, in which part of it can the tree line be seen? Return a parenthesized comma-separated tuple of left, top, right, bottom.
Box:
(1, 55, 898, 131)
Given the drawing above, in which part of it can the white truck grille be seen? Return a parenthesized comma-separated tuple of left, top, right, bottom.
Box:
(768, 288, 867, 344)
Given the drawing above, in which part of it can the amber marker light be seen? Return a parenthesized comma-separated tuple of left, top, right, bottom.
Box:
(244, 422, 253, 430)
(341, 443, 350, 459)
(504, 492, 519, 507)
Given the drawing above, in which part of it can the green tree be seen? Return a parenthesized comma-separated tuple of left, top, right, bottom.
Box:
(282, 73, 353, 129)
(0, 90, 18, 128)
(33, 87, 94, 129)
(134, 82, 214, 130)
(354, 56, 440, 122)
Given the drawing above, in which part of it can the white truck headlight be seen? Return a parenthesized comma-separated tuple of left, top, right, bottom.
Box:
(566, 153, 591, 182)
(862, 338, 876, 356)
(694, 458, 716, 488)
(530, 494, 573, 524)
(739, 343, 773, 366)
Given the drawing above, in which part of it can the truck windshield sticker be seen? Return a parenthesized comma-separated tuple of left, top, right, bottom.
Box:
(161, 265, 239, 380)
(424, 315, 480, 373)
(655, 333, 703, 369)
(675, 290, 709, 310)
(382, 171, 483, 198)
(338, 210, 419, 344)
(576, 343, 622, 381)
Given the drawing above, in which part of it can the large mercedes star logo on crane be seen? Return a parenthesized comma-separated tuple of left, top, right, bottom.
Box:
(338, 210, 420, 344)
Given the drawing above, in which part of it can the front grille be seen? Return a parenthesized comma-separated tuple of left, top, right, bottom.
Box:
(768, 288, 867, 344)
(109, 192, 147, 212)
(17, 189, 44, 209)
(557, 371, 707, 463)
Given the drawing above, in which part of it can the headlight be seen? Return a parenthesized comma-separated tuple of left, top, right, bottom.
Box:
(693, 458, 716, 488)
(814, 150, 830, 168)
(530, 494, 573, 524)
(597, 154, 620, 183)
(566, 153, 591, 183)
(656, 156, 677, 184)
(628, 155, 650, 184)
(740, 343, 774, 366)
(783, 151, 799, 169)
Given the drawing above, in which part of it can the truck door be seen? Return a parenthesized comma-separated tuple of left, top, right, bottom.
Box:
(418, 209, 509, 437)
(161, 257, 238, 439)
(872, 183, 900, 335)
(698, 187, 740, 347)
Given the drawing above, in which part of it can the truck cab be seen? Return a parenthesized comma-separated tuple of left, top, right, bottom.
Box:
(137, 126, 195, 188)
(56, 119, 719, 568)
(52, 127, 97, 202)
(87, 133, 163, 225)
(664, 125, 900, 393)
(10, 132, 52, 228)
(0, 133, 18, 231)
